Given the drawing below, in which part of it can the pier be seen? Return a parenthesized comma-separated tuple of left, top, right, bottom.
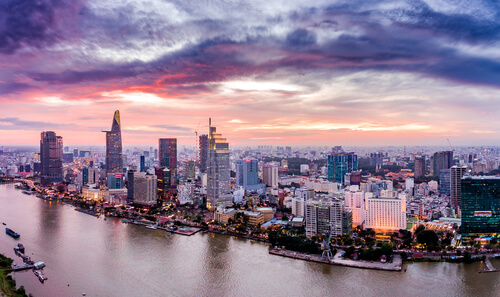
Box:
(479, 257, 499, 273)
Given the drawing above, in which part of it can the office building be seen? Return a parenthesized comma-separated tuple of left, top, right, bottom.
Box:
(432, 151, 453, 175)
(235, 159, 265, 191)
(327, 153, 357, 184)
(40, 131, 63, 185)
(199, 134, 209, 173)
(155, 167, 173, 202)
(461, 176, 500, 239)
(140, 155, 145, 172)
(263, 162, 279, 188)
(131, 172, 157, 207)
(414, 156, 425, 178)
(439, 169, 451, 196)
(107, 173, 123, 189)
(207, 119, 231, 208)
(159, 138, 177, 172)
(104, 110, 123, 174)
(451, 165, 467, 213)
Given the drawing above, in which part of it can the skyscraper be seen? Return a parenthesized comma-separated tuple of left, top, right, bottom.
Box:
(235, 159, 264, 191)
(207, 119, 231, 209)
(414, 156, 425, 178)
(40, 131, 63, 185)
(461, 176, 500, 239)
(432, 151, 453, 175)
(450, 165, 467, 213)
(199, 134, 208, 173)
(159, 138, 177, 172)
(327, 153, 357, 184)
(104, 110, 123, 174)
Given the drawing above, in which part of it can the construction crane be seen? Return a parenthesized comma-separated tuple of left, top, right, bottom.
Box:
(321, 225, 334, 261)
(447, 138, 455, 152)
(194, 122, 200, 165)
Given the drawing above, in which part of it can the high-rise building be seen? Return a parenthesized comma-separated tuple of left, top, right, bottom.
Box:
(159, 138, 177, 172)
(414, 156, 425, 178)
(104, 110, 123, 174)
(364, 194, 406, 232)
(450, 165, 467, 213)
(432, 151, 453, 175)
(327, 153, 357, 184)
(199, 134, 209, 173)
(461, 176, 500, 239)
(305, 197, 350, 238)
(263, 162, 279, 188)
(235, 159, 264, 191)
(40, 131, 63, 185)
(207, 119, 231, 209)
(107, 173, 123, 189)
(186, 160, 196, 179)
(140, 155, 145, 172)
(439, 169, 451, 196)
(155, 167, 173, 202)
(370, 152, 383, 169)
(131, 172, 157, 206)
(344, 188, 365, 227)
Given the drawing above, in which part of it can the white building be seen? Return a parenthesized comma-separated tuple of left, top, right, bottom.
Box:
(133, 172, 157, 206)
(364, 194, 406, 232)
(344, 188, 365, 227)
(263, 162, 279, 188)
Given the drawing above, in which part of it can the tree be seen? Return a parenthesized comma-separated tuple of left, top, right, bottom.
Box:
(415, 225, 426, 235)
(417, 230, 439, 250)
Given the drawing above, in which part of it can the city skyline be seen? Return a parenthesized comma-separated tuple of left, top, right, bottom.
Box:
(2, 1, 500, 146)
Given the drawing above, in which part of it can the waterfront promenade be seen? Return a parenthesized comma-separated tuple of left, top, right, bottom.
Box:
(269, 248, 403, 271)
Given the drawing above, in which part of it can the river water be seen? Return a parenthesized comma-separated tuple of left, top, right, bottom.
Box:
(1, 184, 500, 297)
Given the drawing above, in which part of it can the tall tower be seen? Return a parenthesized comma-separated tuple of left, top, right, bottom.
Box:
(104, 110, 123, 174)
(199, 134, 209, 173)
(207, 118, 231, 209)
(450, 165, 467, 215)
(40, 131, 63, 185)
(158, 138, 177, 171)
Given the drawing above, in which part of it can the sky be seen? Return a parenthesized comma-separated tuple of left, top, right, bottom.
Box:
(1, 0, 500, 147)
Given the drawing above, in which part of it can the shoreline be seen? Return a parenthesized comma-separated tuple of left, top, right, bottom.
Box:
(269, 248, 403, 272)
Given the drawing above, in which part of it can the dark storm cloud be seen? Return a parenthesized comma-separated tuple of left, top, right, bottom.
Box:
(0, 82, 37, 95)
(0, 0, 85, 54)
(6, 0, 500, 92)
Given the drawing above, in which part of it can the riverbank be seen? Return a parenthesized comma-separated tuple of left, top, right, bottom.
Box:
(269, 248, 403, 271)
(0, 254, 29, 297)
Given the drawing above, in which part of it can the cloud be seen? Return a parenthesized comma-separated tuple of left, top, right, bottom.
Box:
(0, 82, 37, 95)
(0, 117, 75, 130)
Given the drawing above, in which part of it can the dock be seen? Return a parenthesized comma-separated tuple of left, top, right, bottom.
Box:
(12, 264, 34, 271)
(75, 207, 100, 217)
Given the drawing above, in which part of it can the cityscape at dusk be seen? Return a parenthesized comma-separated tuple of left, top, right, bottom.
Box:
(2, 0, 500, 146)
(3, 1, 500, 297)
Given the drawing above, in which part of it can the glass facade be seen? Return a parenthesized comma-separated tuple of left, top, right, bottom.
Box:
(40, 131, 63, 185)
(104, 110, 123, 174)
(461, 176, 500, 238)
(327, 153, 357, 184)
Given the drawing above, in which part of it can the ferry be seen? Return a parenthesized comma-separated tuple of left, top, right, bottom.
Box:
(5, 228, 20, 238)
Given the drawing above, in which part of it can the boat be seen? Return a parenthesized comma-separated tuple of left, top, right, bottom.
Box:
(33, 269, 47, 282)
(2, 222, 5, 225)
(6, 228, 20, 238)
(146, 225, 158, 230)
(34, 261, 45, 269)
(14, 243, 25, 253)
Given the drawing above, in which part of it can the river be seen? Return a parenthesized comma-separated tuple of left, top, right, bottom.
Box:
(1, 184, 500, 297)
